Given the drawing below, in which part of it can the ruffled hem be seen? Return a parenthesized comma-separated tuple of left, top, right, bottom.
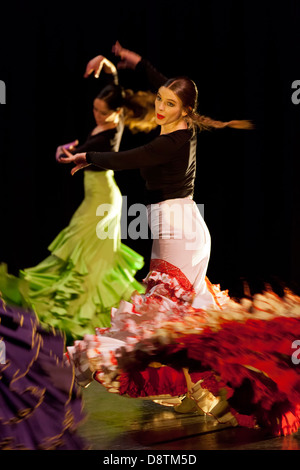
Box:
(68, 262, 300, 437)
(66, 264, 229, 383)
(0, 264, 30, 308)
(1, 169, 145, 342)
(0, 298, 87, 450)
(11, 241, 145, 342)
(116, 290, 300, 436)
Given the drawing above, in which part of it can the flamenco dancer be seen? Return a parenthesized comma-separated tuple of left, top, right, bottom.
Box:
(63, 44, 300, 438)
(0, 56, 157, 449)
(1, 55, 157, 343)
(63, 43, 300, 435)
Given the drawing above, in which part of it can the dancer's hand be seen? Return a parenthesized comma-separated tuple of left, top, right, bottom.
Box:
(112, 41, 142, 69)
(84, 55, 117, 79)
(56, 140, 79, 162)
(60, 148, 91, 175)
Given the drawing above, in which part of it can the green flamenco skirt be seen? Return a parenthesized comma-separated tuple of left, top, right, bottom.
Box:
(14, 170, 144, 343)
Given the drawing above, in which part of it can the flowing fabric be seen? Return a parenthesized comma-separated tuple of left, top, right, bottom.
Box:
(0, 298, 86, 450)
(65, 195, 300, 437)
(67, 261, 228, 389)
(16, 171, 144, 342)
(67, 264, 300, 437)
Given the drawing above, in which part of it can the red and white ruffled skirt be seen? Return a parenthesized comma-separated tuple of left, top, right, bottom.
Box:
(67, 199, 300, 437)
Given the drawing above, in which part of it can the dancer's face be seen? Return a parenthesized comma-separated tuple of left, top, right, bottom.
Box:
(155, 87, 186, 127)
(93, 98, 114, 126)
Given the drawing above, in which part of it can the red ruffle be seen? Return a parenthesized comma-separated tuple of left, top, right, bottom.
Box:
(71, 253, 300, 438)
(114, 314, 300, 436)
(117, 366, 188, 398)
(160, 317, 300, 435)
(148, 259, 195, 293)
(115, 367, 221, 399)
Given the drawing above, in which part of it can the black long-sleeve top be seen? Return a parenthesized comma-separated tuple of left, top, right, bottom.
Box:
(57, 68, 124, 172)
(86, 59, 197, 204)
(58, 122, 124, 172)
(75, 121, 124, 172)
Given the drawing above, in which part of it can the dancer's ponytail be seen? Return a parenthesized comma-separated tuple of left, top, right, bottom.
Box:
(164, 76, 254, 132)
(188, 112, 254, 132)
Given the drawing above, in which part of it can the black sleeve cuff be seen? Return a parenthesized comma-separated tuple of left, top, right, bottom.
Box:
(86, 152, 92, 163)
(85, 152, 109, 171)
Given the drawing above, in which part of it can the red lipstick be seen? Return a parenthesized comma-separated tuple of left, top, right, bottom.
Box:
(156, 113, 165, 120)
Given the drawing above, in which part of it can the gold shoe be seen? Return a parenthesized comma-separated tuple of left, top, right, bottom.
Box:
(190, 380, 220, 414)
(190, 381, 238, 427)
(208, 388, 238, 427)
(174, 396, 202, 414)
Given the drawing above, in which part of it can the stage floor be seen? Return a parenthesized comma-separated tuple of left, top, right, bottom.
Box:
(78, 381, 300, 451)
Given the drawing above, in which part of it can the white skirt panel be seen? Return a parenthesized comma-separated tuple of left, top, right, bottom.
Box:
(147, 198, 216, 308)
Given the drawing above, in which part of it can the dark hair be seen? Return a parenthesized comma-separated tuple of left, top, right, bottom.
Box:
(96, 84, 157, 133)
(96, 84, 124, 111)
(164, 77, 253, 131)
(123, 89, 157, 133)
(164, 76, 198, 113)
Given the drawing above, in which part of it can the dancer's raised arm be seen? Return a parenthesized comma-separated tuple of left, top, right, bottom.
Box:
(113, 41, 168, 91)
(84, 55, 118, 83)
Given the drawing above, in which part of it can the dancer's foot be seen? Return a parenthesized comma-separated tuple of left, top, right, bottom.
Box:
(190, 381, 238, 426)
(152, 397, 182, 407)
(174, 396, 203, 414)
(190, 379, 220, 414)
(209, 399, 239, 426)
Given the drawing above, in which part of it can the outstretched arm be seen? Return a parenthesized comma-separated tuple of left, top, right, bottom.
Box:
(83, 43, 167, 91)
(56, 140, 79, 162)
(112, 41, 168, 90)
(84, 55, 118, 84)
(61, 132, 182, 175)
(61, 149, 91, 175)
(112, 41, 142, 69)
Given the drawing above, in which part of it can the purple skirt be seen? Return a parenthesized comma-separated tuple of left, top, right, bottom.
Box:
(0, 298, 87, 450)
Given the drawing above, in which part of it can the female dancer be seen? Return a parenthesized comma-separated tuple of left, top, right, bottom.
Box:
(62, 44, 300, 438)
(63, 43, 300, 437)
(62, 43, 251, 309)
(14, 56, 159, 344)
(0, 55, 155, 449)
(0, 54, 158, 449)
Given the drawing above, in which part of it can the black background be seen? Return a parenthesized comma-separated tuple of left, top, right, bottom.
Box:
(0, 0, 299, 298)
